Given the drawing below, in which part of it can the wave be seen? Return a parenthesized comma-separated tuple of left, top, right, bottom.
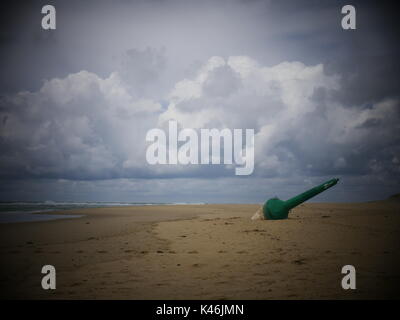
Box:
(0, 201, 205, 224)
(0, 201, 206, 213)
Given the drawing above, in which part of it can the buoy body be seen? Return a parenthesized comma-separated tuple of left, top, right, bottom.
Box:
(263, 178, 339, 220)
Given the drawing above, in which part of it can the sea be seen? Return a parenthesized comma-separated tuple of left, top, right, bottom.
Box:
(0, 201, 198, 224)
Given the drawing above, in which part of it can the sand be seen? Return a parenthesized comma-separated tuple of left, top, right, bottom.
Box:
(0, 201, 399, 299)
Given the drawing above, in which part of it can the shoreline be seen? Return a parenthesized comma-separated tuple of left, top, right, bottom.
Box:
(0, 200, 381, 225)
(0, 202, 399, 299)
(0, 203, 212, 224)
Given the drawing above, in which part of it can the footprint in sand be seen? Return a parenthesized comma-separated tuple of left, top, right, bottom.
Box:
(156, 283, 168, 286)
(292, 258, 307, 265)
(271, 258, 285, 263)
(243, 228, 265, 233)
(188, 250, 198, 254)
(192, 263, 204, 268)
(97, 250, 108, 253)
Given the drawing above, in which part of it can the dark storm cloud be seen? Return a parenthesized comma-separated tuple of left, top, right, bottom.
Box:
(119, 47, 167, 99)
(0, 0, 399, 202)
(323, 1, 400, 106)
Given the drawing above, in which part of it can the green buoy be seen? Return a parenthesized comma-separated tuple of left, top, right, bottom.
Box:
(263, 178, 339, 220)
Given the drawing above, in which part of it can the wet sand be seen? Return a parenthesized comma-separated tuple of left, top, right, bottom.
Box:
(0, 202, 399, 299)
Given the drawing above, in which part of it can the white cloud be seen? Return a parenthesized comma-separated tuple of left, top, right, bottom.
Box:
(160, 56, 399, 178)
(0, 70, 161, 179)
(1, 55, 399, 184)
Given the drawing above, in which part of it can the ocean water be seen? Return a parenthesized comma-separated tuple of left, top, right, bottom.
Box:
(0, 201, 205, 223)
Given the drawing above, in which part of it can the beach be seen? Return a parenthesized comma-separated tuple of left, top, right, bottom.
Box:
(1, 201, 399, 299)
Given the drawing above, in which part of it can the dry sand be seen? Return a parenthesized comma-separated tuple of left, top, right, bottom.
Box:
(0, 201, 399, 299)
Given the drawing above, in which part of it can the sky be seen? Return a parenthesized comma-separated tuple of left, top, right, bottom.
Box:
(0, 0, 399, 203)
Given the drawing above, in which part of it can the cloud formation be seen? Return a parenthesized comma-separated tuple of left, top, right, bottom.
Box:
(0, 0, 399, 202)
(0, 70, 161, 179)
(1, 55, 399, 187)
